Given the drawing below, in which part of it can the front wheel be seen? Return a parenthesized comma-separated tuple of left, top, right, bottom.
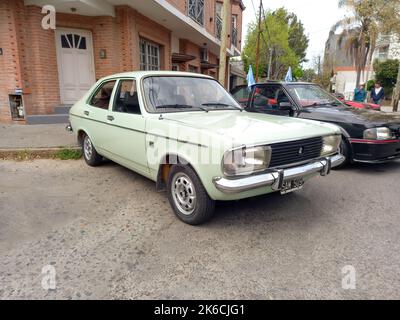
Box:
(167, 164, 215, 225)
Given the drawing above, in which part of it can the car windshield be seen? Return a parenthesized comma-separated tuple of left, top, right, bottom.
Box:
(143, 76, 242, 113)
(286, 84, 343, 108)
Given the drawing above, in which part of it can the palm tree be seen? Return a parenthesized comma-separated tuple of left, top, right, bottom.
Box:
(332, 0, 379, 87)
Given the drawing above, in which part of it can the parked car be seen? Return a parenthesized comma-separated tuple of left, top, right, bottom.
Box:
(68, 72, 344, 225)
(231, 82, 400, 166)
(332, 93, 381, 111)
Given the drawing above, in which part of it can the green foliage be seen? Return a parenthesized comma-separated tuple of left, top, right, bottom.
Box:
(242, 8, 308, 80)
(299, 68, 318, 83)
(55, 149, 82, 160)
(373, 59, 399, 96)
(366, 79, 375, 91)
(288, 13, 309, 64)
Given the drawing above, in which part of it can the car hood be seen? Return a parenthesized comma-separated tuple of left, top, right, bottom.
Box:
(161, 111, 340, 146)
(300, 105, 400, 127)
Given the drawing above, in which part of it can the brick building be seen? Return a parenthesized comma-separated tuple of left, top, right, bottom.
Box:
(0, 0, 245, 124)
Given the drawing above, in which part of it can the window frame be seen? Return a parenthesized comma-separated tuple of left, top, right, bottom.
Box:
(61, 33, 87, 50)
(112, 78, 142, 115)
(249, 84, 297, 112)
(140, 38, 161, 71)
(87, 80, 117, 110)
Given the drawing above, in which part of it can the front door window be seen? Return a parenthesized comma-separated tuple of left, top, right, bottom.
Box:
(251, 85, 292, 115)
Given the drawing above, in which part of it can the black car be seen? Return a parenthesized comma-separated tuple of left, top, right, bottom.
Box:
(231, 83, 400, 166)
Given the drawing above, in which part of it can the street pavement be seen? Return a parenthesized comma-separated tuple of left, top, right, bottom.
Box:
(0, 159, 400, 299)
(0, 124, 77, 149)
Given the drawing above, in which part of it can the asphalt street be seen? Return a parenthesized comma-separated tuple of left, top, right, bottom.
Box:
(0, 159, 399, 299)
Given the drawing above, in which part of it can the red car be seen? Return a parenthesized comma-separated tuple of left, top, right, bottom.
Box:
(333, 93, 381, 111)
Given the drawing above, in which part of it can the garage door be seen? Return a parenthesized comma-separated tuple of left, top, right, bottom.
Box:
(56, 29, 96, 104)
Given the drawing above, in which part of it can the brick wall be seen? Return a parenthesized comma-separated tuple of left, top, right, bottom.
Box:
(0, 3, 172, 122)
(0, 0, 24, 123)
(165, 0, 243, 44)
(0, 0, 242, 123)
(231, 2, 243, 49)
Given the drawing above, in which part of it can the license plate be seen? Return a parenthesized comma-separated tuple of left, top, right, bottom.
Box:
(280, 178, 305, 194)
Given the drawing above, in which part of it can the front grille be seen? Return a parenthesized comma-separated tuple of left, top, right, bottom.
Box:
(269, 137, 323, 168)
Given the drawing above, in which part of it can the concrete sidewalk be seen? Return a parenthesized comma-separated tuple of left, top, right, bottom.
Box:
(0, 124, 78, 150)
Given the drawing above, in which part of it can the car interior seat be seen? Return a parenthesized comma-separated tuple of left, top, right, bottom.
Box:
(123, 91, 141, 114)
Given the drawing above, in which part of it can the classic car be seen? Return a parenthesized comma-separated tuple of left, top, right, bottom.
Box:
(67, 72, 344, 225)
(232, 82, 400, 166)
(332, 93, 381, 111)
(231, 85, 382, 110)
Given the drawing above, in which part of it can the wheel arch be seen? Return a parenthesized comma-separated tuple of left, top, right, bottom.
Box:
(156, 153, 202, 192)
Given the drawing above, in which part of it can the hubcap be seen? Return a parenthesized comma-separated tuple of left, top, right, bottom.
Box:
(171, 173, 197, 215)
(83, 136, 93, 160)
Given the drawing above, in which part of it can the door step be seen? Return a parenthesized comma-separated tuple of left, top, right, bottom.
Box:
(54, 105, 72, 114)
(26, 114, 70, 125)
(26, 105, 72, 125)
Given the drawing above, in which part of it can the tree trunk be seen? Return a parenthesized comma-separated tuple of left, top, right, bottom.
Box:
(392, 62, 400, 112)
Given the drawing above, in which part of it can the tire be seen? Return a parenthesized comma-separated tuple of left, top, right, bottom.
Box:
(334, 137, 351, 169)
(82, 133, 103, 167)
(167, 164, 216, 225)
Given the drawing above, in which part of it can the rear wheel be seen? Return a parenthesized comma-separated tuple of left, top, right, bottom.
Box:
(167, 164, 215, 225)
(82, 133, 103, 167)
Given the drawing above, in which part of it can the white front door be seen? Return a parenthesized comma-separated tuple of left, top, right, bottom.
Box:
(56, 29, 95, 104)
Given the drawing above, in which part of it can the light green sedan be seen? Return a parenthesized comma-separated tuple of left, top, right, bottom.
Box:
(67, 71, 344, 225)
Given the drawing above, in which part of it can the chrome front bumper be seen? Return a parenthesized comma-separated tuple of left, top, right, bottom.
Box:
(213, 154, 345, 194)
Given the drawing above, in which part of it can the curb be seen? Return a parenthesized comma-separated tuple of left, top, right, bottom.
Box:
(0, 146, 81, 160)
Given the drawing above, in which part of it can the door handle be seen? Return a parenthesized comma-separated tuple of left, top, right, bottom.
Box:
(84, 111, 89, 116)
(107, 115, 115, 121)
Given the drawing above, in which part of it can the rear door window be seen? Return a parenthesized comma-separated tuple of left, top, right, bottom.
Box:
(89, 81, 116, 110)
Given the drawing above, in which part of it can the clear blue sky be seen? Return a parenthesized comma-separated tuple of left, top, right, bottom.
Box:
(241, 0, 348, 67)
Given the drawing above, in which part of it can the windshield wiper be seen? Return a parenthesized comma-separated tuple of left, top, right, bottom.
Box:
(304, 102, 340, 107)
(156, 104, 209, 112)
(202, 103, 243, 112)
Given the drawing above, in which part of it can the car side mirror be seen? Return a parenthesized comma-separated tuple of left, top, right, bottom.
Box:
(278, 102, 293, 111)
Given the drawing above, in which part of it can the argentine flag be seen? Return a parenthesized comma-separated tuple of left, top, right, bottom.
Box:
(285, 67, 293, 82)
(247, 65, 256, 91)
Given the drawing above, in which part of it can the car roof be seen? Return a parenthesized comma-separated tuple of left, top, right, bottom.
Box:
(99, 71, 214, 82)
(258, 81, 315, 86)
(232, 82, 316, 90)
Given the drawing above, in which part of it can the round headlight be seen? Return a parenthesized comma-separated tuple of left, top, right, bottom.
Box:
(223, 146, 271, 177)
(364, 127, 393, 140)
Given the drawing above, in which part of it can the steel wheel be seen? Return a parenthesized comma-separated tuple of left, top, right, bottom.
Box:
(83, 135, 93, 161)
(171, 172, 197, 216)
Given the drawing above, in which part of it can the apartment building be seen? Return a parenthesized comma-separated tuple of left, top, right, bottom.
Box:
(324, 30, 400, 98)
(0, 0, 245, 124)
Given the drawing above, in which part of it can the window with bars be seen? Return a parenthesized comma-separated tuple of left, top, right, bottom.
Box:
(188, 0, 204, 26)
(231, 15, 238, 47)
(140, 39, 160, 71)
(215, 2, 222, 40)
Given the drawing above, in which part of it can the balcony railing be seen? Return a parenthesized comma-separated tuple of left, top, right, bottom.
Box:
(188, 0, 204, 26)
(231, 26, 238, 47)
(216, 15, 222, 40)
